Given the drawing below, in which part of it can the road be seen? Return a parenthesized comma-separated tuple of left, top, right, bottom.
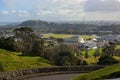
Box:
(25, 73, 79, 80)
(108, 78, 120, 80)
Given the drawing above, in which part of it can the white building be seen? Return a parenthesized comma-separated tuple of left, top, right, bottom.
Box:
(64, 35, 85, 45)
(79, 41, 97, 50)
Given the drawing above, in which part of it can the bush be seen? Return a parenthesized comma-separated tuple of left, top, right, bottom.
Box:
(97, 55, 119, 65)
(45, 45, 84, 66)
(84, 50, 89, 58)
(55, 45, 77, 66)
(82, 60, 89, 65)
(93, 49, 101, 58)
(115, 49, 120, 56)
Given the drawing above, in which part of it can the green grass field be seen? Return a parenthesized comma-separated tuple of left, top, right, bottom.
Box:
(80, 35, 96, 39)
(73, 63, 120, 80)
(42, 33, 73, 38)
(81, 49, 97, 57)
(0, 49, 53, 72)
(42, 33, 96, 39)
(85, 57, 99, 64)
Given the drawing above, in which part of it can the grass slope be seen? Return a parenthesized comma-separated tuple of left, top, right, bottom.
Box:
(0, 49, 53, 72)
(73, 63, 120, 80)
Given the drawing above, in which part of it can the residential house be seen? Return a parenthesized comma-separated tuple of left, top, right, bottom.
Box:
(98, 34, 120, 42)
(64, 35, 85, 45)
(79, 41, 97, 50)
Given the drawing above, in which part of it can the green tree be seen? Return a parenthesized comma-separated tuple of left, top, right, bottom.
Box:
(4, 37, 17, 51)
(93, 49, 101, 58)
(55, 50, 74, 66)
(13, 27, 37, 54)
(31, 39, 45, 57)
(44, 44, 83, 66)
(97, 55, 119, 65)
(82, 60, 89, 65)
(44, 48, 56, 62)
(115, 49, 120, 56)
(0, 37, 17, 51)
(0, 37, 5, 49)
(84, 50, 89, 58)
(102, 42, 116, 56)
(54, 45, 82, 66)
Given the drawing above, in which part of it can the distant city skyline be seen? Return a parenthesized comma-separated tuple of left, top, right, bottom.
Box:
(0, 0, 120, 22)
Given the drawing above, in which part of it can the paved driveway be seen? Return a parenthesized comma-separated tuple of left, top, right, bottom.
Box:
(25, 73, 79, 80)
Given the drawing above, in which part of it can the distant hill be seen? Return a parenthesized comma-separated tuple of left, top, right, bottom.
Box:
(19, 20, 120, 34)
(19, 20, 49, 26)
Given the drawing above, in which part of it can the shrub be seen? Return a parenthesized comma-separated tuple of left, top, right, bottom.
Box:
(45, 45, 84, 66)
(97, 55, 119, 65)
(82, 60, 89, 65)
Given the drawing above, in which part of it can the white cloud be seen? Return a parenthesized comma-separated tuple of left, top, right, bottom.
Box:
(12, 9, 17, 13)
(18, 10, 30, 17)
(59, 9, 72, 15)
(52, 0, 86, 4)
(1, 0, 120, 21)
(2, 10, 9, 15)
(38, 10, 55, 16)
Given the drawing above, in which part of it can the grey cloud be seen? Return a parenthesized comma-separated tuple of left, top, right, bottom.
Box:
(84, 0, 120, 12)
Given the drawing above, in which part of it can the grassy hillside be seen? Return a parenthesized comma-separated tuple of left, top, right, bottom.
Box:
(73, 63, 120, 80)
(0, 49, 53, 72)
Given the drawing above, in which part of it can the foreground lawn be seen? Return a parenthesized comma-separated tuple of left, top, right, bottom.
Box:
(73, 63, 120, 80)
(0, 49, 53, 72)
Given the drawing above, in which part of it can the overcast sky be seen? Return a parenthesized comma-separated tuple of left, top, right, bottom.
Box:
(0, 0, 120, 22)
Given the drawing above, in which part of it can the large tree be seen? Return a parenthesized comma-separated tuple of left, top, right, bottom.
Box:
(102, 42, 116, 56)
(13, 27, 37, 54)
(0, 37, 17, 51)
(31, 39, 45, 57)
